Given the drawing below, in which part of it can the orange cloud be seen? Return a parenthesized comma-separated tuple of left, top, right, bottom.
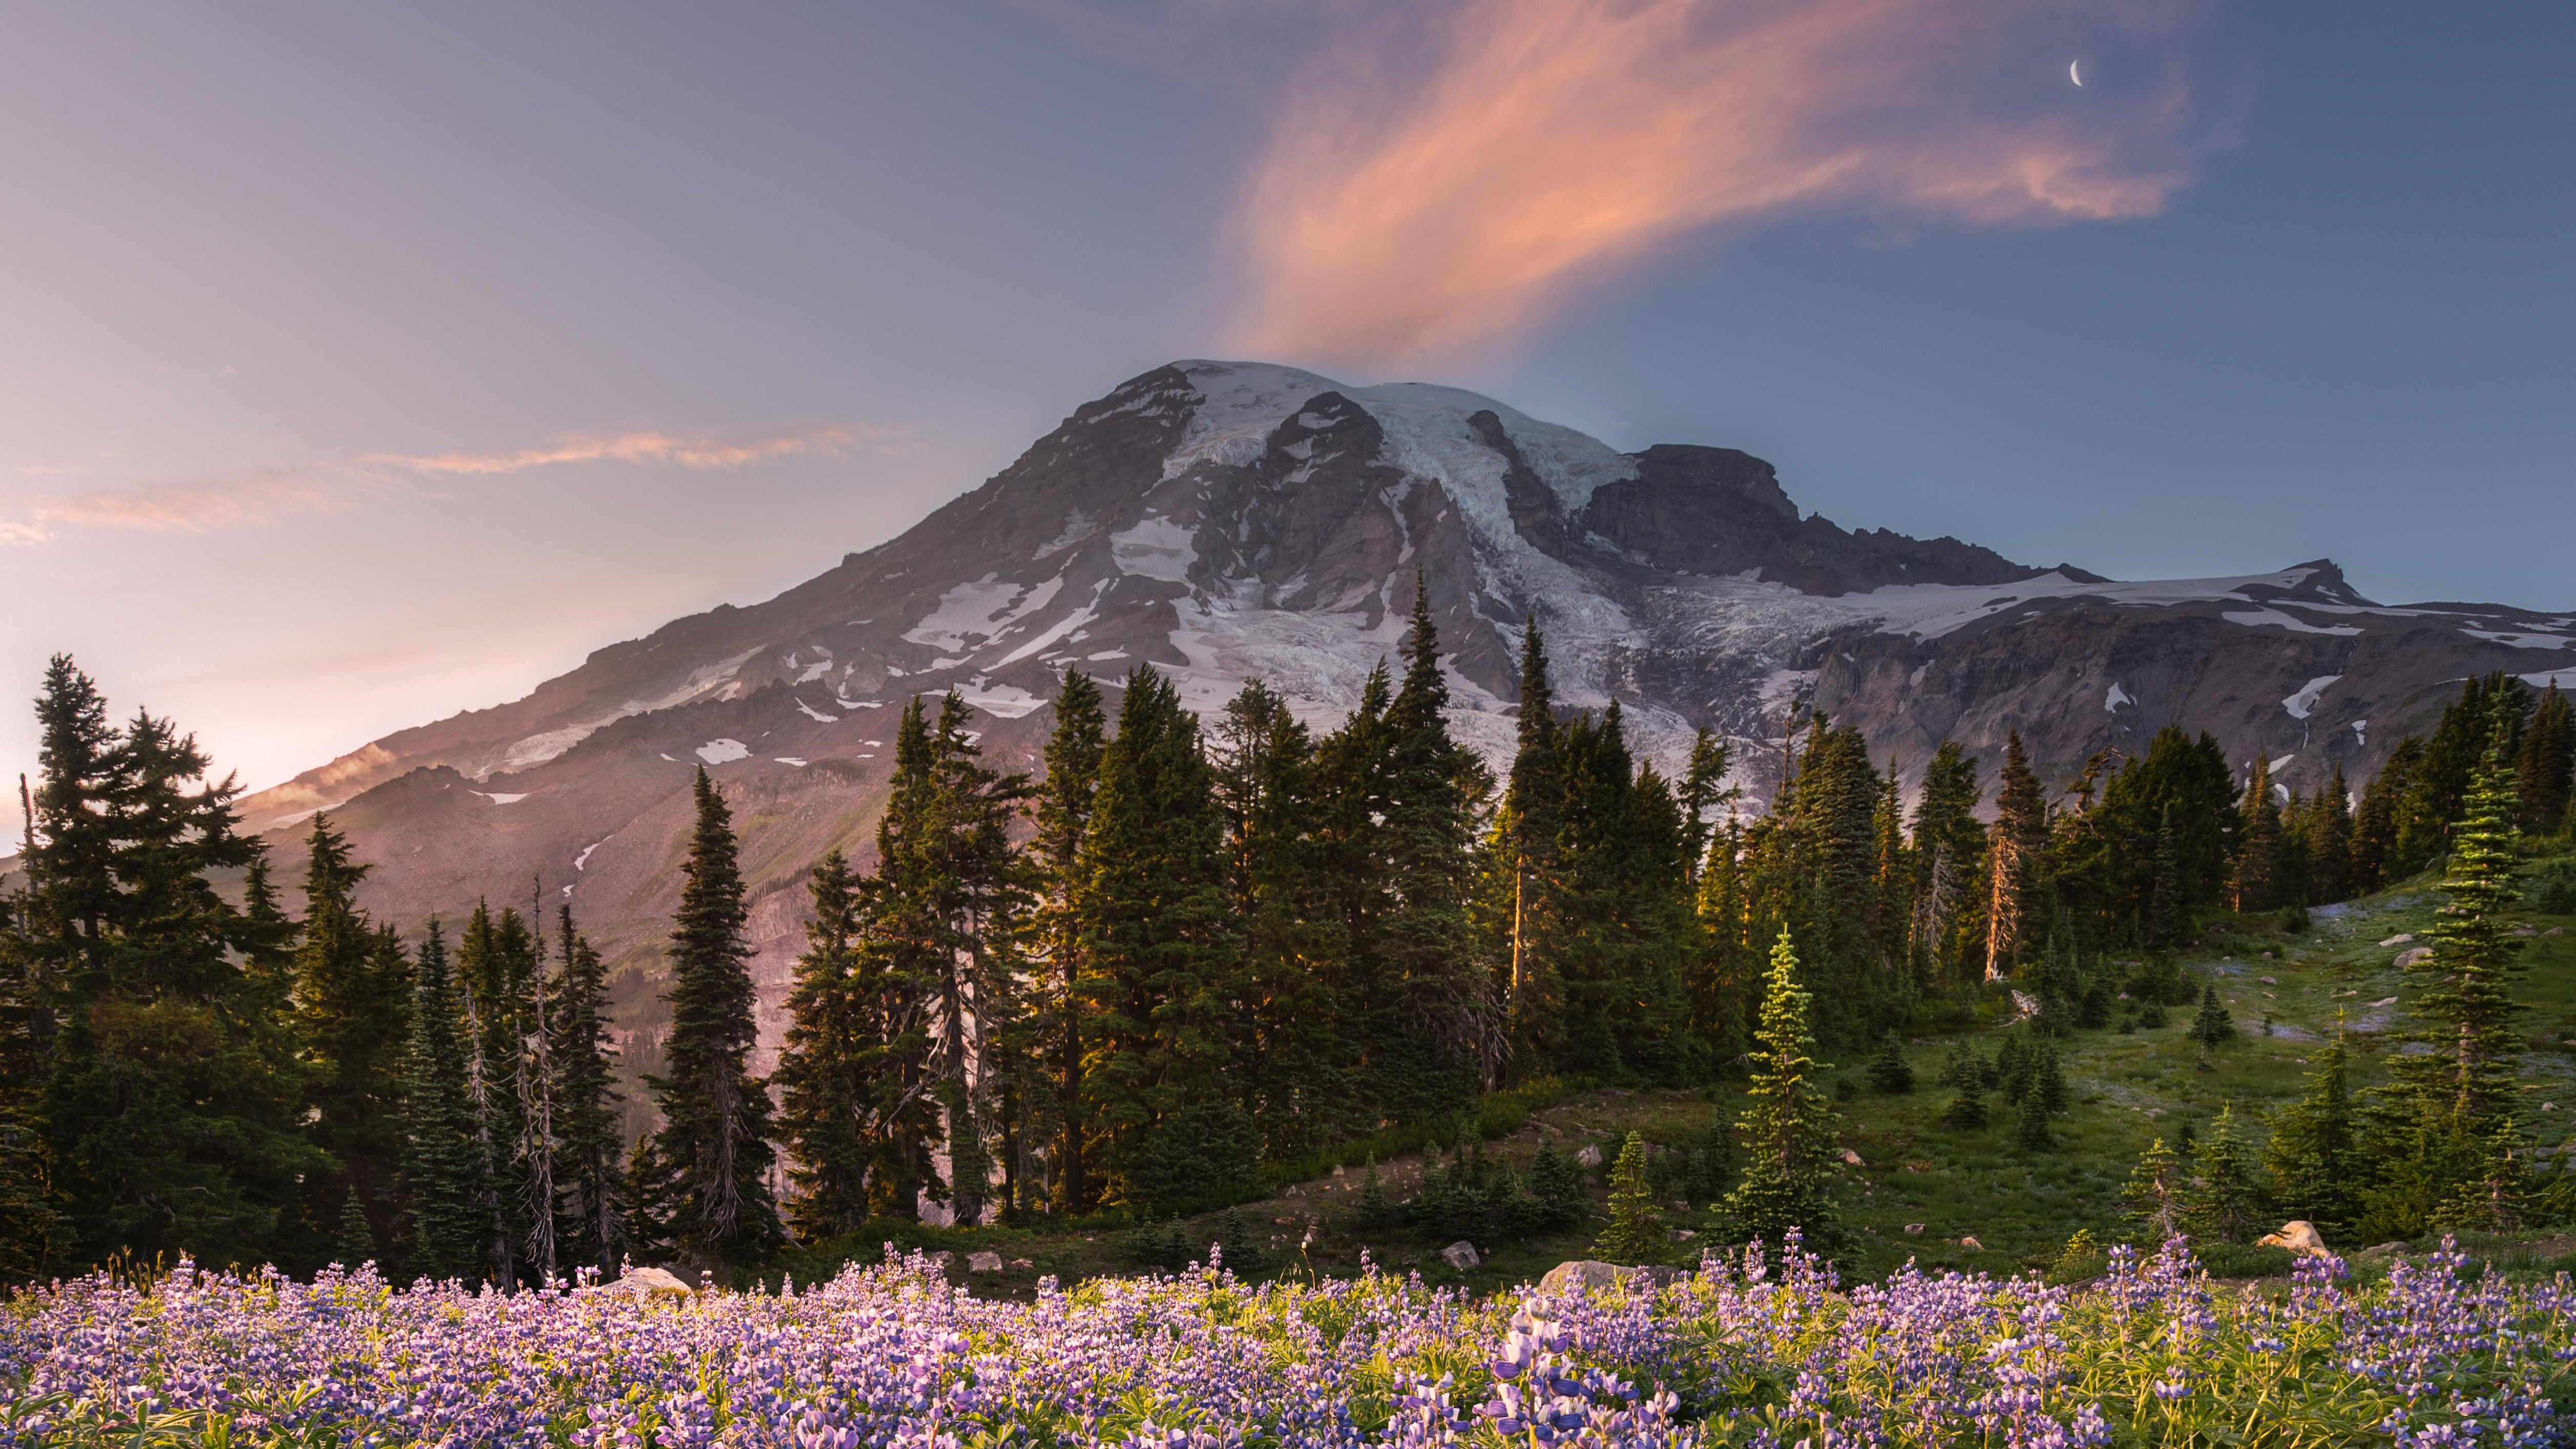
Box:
(0, 468, 348, 545)
(1230, 0, 2223, 364)
(375, 421, 890, 476)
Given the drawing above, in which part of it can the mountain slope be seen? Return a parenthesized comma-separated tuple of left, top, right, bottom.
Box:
(220, 360, 2576, 1055)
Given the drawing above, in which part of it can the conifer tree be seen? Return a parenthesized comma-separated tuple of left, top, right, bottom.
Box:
(1940, 1080, 1987, 1131)
(2519, 682, 2573, 835)
(1594, 1131, 1664, 1264)
(401, 921, 488, 1283)
(2307, 763, 2354, 904)
(1377, 579, 1494, 1113)
(1908, 742, 1985, 989)
(1497, 621, 1564, 1055)
(2363, 729, 2530, 1232)
(2264, 1028, 2358, 1238)
(2235, 754, 2282, 912)
(1721, 929, 1839, 1254)
(2350, 738, 2420, 893)
(28, 659, 323, 1269)
(776, 849, 876, 1238)
(2180, 1103, 2265, 1243)
(1081, 667, 1248, 1207)
(1865, 1032, 1914, 1095)
(1984, 733, 2046, 980)
(645, 768, 781, 1271)
(2014, 1083, 2053, 1150)
(2124, 1137, 2182, 1242)
(2192, 981, 2236, 1053)
(548, 908, 623, 1278)
(293, 814, 412, 1273)
(1029, 669, 1105, 1213)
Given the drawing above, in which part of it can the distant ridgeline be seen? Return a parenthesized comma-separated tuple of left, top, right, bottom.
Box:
(1, 619, 2569, 1283)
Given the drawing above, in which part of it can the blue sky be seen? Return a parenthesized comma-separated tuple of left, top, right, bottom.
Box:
(3, 1, 2569, 814)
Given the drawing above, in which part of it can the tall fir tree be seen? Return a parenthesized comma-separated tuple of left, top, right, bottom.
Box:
(1029, 668, 1105, 1214)
(28, 660, 323, 1269)
(1080, 666, 1249, 1208)
(401, 921, 489, 1282)
(645, 768, 782, 1271)
(1908, 741, 1985, 989)
(1593, 1131, 1664, 1265)
(1983, 732, 2046, 980)
(2264, 1027, 2359, 1240)
(2362, 728, 2529, 1235)
(776, 849, 876, 1239)
(2519, 682, 2572, 835)
(1376, 579, 1495, 1112)
(1721, 928, 1841, 1256)
(292, 814, 411, 1275)
(2235, 754, 2283, 912)
(548, 908, 624, 1278)
(1496, 620, 1564, 1060)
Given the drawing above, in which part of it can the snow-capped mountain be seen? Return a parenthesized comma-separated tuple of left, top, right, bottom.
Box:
(225, 360, 2576, 1046)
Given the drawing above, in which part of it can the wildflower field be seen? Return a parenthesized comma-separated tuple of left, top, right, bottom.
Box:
(5, 1236, 2572, 1449)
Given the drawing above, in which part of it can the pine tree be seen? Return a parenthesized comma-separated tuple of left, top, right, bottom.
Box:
(2180, 1103, 2265, 1244)
(645, 768, 781, 1272)
(2014, 1084, 2053, 1150)
(1355, 1156, 1397, 1231)
(2350, 738, 2419, 893)
(2363, 728, 2530, 1233)
(2124, 1137, 2182, 1242)
(334, 1187, 376, 1267)
(1865, 1032, 1915, 1095)
(400, 922, 489, 1282)
(1720, 929, 1839, 1254)
(548, 909, 623, 1278)
(28, 660, 323, 1270)
(1909, 742, 1985, 989)
(2264, 1028, 2358, 1238)
(2235, 754, 2283, 912)
(455, 901, 534, 1283)
(777, 849, 877, 1239)
(1593, 1131, 1664, 1264)
(1528, 1141, 1584, 1227)
(1376, 578, 1494, 1114)
(1082, 667, 1248, 1208)
(293, 814, 411, 1276)
(2519, 683, 2572, 836)
(2192, 981, 2236, 1052)
(1497, 621, 1564, 1058)
(1940, 1080, 1987, 1131)
(1031, 669, 1105, 1214)
(2307, 763, 2354, 904)
(1984, 733, 2046, 980)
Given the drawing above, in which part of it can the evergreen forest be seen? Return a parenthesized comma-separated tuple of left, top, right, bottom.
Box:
(3, 587, 2572, 1285)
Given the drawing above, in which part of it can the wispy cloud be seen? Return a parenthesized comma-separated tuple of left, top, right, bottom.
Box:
(372, 421, 892, 476)
(1230, 0, 2227, 365)
(0, 468, 351, 545)
(6, 420, 894, 545)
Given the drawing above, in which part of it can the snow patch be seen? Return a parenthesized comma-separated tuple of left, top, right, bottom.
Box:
(1109, 516, 1198, 583)
(696, 739, 750, 765)
(2222, 607, 2363, 637)
(2463, 629, 2568, 649)
(477, 791, 529, 805)
(574, 841, 603, 871)
(952, 679, 1046, 719)
(2281, 675, 2341, 720)
(794, 697, 839, 723)
(774, 757, 808, 767)
(2104, 681, 2133, 712)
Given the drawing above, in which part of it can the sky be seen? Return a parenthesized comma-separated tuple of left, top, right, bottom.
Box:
(4, 1, 2571, 830)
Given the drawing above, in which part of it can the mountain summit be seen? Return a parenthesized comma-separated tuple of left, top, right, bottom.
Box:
(225, 360, 2574, 1042)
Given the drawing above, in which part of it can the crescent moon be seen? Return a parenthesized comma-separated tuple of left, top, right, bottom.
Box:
(2070, 59, 2083, 87)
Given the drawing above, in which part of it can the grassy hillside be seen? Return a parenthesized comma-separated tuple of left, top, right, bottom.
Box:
(774, 853, 2576, 1297)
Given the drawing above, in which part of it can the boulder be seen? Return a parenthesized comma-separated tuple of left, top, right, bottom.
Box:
(2379, 933, 2415, 948)
(2360, 1242, 2409, 1257)
(1009, 1258, 1034, 1270)
(967, 1251, 1004, 1274)
(1957, 1235, 1984, 1251)
(2395, 948, 2435, 970)
(2256, 1220, 2333, 1258)
(1837, 1147, 1864, 1167)
(1575, 1144, 1604, 1170)
(1442, 1241, 1480, 1270)
(1903, 1223, 1925, 1236)
(609, 1266, 696, 1302)
(1537, 1260, 1625, 1296)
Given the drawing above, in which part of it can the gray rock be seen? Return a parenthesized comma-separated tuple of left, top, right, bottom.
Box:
(1575, 1144, 1604, 1170)
(1441, 1241, 1480, 1270)
(608, 1265, 695, 1301)
(1536, 1260, 1625, 1296)
(967, 1250, 1004, 1274)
